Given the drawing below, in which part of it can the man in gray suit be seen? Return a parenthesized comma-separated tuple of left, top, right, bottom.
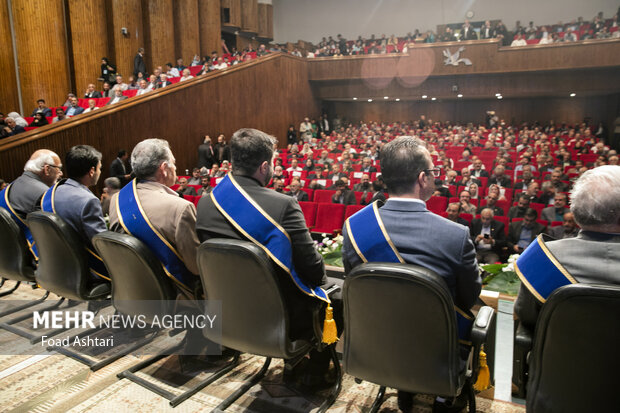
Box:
(515, 165, 620, 331)
(50, 145, 107, 247)
(540, 192, 568, 223)
(546, 211, 579, 239)
(4, 149, 63, 218)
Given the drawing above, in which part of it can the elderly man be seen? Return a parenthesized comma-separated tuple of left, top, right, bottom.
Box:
(353, 174, 371, 192)
(360, 157, 377, 173)
(488, 165, 512, 188)
(477, 192, 504, 216)
(327, 163, 347, 181)
(106, 88, 127, 105)
(546, 211, 579, 239)
(84, 83, 102, 99)
(446, 202, 469, 227)
(82, 99, 98, 113)
(176, 177, 197, 196)
(109, 139, 201, 297)
(470, 159, 489, 178)
(136, 79, 152, 96)
(100, 177, 121, 216)
(196, 128, 342, 388)
(541, 192, 568, 222)
(288, 179, 308, 202)
(342, 136, 481, 412)
(1, 117, 26, 137)
(549, 170, 569, 192)
(514, 165, 620, 331)
(315, 150, 333, 166)
(460, 167, 480, 188)
(507, 208, 546, 253)
(40, 145, 108, 281)
(470, 208, 507, 263)
(459, 190, 477, 215)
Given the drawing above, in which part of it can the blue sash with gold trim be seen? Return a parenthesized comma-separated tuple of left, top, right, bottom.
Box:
(0, 184, 38, 261)
(514, 234, 577, 303)
(40, 181, 109, 281)
(210, 174, 329, 303)
(115, 179, 194, 291)
(345, 202, 474, 342)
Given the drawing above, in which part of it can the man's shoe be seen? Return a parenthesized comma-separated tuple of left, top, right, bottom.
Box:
(397, 390, 415, 412)
(432, 391, 469, 413)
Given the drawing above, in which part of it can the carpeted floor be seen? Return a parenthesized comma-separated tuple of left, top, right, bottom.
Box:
(0, 282, 525, 413)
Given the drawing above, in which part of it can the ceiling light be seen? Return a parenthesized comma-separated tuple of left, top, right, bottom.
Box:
(497, 95, 503, 99)
(495, 93, 501, 97)
(384, 96, 389, 99)
(353, 97, 357, 100)
(457, 94, 463, 98)
(395, 98, 401, 101)
(368, 99, 373, 102)
(422, 95, 427, 99)
(570, 93, 576, 97)
(431, 97, 437, 101)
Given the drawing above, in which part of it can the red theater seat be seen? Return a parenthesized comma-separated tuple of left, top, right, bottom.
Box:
(312, 204, 345, 234)
(426, 196, 448, 213)
(344, 204, 364, 219)
(299, 201, 318, 228)
(314, 189, 337, 203)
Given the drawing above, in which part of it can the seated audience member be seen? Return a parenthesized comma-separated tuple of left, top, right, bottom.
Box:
(467, 182, 480, 200)
(477, 192, 504, 216)
(272, 177, 285, 193)
(445, 202, 469, 227)
(109, 149, 132, 186)
(342, 136, 480, 412)
(157, 73, 173, 88)
(541, 192, 568, 223)
(100, 177, 121, 216)
(190, 175, 208, 196)
(508, 193, 531, 219)
(307, 165, 325, 180)
(31, 99, 53, 117)
(353, 174, 371, 192)
(514, 166, 620, 332)
(470, 159, 489, 178)
(28, 113, 49, 127)
(109, 139, 201, 297)
(0, 149, 62, 219)
(459, 190, 477, 215)
(195, 128, 342, 386)
(522, 181, 539, 203)
(507, 208, 545, 254)
(315, 150, 333, 166)
(165, 62, 180, 78)
(176, 177, 197, 196)
(511, 33, 527, 46)
(102, 81, 113, 98)
(488, 165, 512, 188)
(126, 75, 139, 90)
(433, 179, 452, 198)
(62, 93, 76, 107)
(136, 79, 152, 96)
(188, 168, 201, 185)
(40, 145, 108, 280)
(549, 170, 569, 192)
(65, 96, 84, 116)
(360, 157, 377, 173)
(1, 117, 26, 137)
(360, 181, 386, 205)
(288, 179, 308, 201)
(331, 179, 356, 205)
(546, 211, 579, 239)
(82, 99, 98, 113)
(52, 108, 67, 123)
(112, 75, 128, 91)
(84, 83, 102, 99)
(444, 169, 458, 186)
(106, 89, 128, 105)
(470, 208, 506, 264)
(327, 163, 347, 181)
(180, 68, 194, 81)
(536, 181, 556, 205)
(460, 167, 480, 188)
(210, 163, 225, 178)
(147, 75, 159, 90)
(286, 158, 303, 173)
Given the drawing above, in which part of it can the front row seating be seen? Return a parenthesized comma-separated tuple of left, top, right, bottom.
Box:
(513, 284, 620, 413)
(343, 263, 495, 413)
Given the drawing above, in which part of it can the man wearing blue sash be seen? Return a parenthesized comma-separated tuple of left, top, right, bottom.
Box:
(40, 145, 108, 281)
(196, 128, 342, 389)
(108, 139, 201, 298)
(514, 165, 620, 331)
(342, 136, 481, 412)
(0, 149, 63, 261)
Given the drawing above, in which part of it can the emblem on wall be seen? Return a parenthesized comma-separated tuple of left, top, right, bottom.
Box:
(443, 47, 472, 66)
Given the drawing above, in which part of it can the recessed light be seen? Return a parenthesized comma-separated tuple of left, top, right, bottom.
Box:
(495, 93, 501, 97)
(353, 97, 357, 100)
(431, 97, 437, 101)
(422, 95, 427, 99)
(570, 93, 576, 97)
(384, 96, 389, 99)
(395, 98, 401, 101)
(457, 94, 463, 98)
(497, 96, 503, 99)
(368, 99, 373, 102)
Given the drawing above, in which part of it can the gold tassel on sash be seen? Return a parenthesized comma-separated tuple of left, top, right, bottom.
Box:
(322, 304, 338, 344)
(474, 346, 490, 391)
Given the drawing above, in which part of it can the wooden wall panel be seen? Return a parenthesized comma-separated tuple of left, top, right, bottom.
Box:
(0, 0, 19, 113)
(221, 0, 241, 29)
(257, 3, 272, 40)
(308, 39, 620, 81)
(11, 0, 70, 108)
(0, 54, 319, 184)
(142, 0, 175, 70)
(106, 0, 144, 80)
(68, 0, 109, 98)
(198, 0, 221, 57)
(237, 36, 259, 52)
(240, 0, 258, 34)
(173, 0, 201, 64)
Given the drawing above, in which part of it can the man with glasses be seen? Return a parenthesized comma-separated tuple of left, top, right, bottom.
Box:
(342, 137, 481, 411)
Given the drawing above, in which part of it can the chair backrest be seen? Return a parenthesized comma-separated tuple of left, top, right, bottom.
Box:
(343, 263, 463, 396)
(0, 207, 36, 281)
(527, 284, 620, 413)
(197, 239, 308, 359)
(27, 211, 93, 300)
(92, 232, 176, 318)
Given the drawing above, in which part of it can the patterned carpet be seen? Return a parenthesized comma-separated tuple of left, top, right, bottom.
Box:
(0, 282, 525, 413)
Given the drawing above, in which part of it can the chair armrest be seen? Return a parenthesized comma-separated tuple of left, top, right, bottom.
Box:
(471, 305, 495, 349)
(512, 321, 533, 398)
(514, 321, 533, 351)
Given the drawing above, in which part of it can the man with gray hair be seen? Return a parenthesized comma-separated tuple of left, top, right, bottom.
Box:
(108, 138, 201, 297)
(514, 165, 620, 331)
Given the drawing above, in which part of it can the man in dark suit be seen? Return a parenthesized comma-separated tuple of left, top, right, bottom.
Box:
(445, 202, 470, 227)
(342, 136, 481, 412)
(360, 157, 377, 173)
(546, 211, 579, 239)
(507, 208, 545, 254)
(488, 165, 512, 188)
(133, 47, 146, 77)
(109, 149, 131, 186)
(1, 117, 26, 137)
(460, 20, 478, 40)
(470, 159, 489, 178)
(476, 192, 504, 216)
(541, 192, 568, 223)
(327, 163, 347, 181)
(84, 84, 102, 99)
(360, 181, 387, 205)
(64, 96, 85, 116)
(197, 135, 215, 168)
(196, 128, 341, 387)
(470, 208, 506, 263)
(331, 179, 356, 205)
(31, 99, 53, 117)
(508, 193, 531, 219)
(287, 179, 308, 202)
(213, 134, 230, 164)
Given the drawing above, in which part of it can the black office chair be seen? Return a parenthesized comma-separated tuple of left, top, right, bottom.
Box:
(93, 231, 237, 406)
(343, 263, 494, 413)
(197, 239, 341, 413)
(0, 207, 51, 316)
(515, 284, 620, 413)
